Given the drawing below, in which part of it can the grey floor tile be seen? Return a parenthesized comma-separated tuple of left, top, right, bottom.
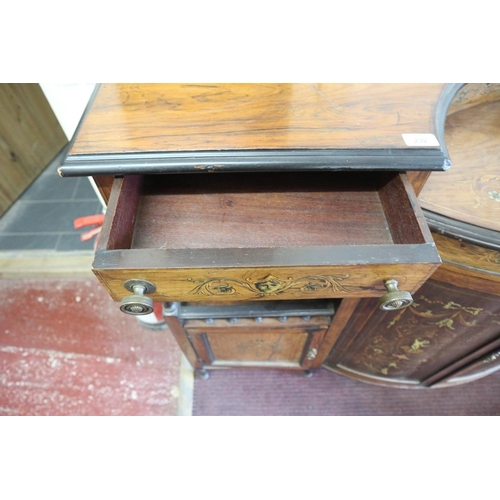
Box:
(0, 234, 58, 251)
(0, 200, 102, 234)
(73, 177, 99, 200)
(0, 143, 102, 253)
(0, 202, 30, 232)
(20, 171, 79, 201)
(56, 233, 97, 251)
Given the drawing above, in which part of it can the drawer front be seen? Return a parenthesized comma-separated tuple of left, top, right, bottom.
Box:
(184, 317, 328, 369)
(94, 264, 436, 303)
(93, 172, 441, 308)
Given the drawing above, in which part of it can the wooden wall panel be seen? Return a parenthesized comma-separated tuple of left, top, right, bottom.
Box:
(0, 84, 67, 216)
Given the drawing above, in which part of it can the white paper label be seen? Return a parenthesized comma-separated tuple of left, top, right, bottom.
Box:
(402, 133, 440, 147)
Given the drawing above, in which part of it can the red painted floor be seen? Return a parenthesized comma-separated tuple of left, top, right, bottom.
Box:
(0, 278, 182, 415)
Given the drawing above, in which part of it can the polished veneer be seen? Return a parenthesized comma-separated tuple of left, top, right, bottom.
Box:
(60, 83, 454, 185)
(67, 83, 448, 155)
(420, 94, 500, 232)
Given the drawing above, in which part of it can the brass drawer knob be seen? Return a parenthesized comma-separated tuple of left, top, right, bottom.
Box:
(379, 279, 413, 311)
(306, 348, 318, 360)
(120, 279, 156, 315)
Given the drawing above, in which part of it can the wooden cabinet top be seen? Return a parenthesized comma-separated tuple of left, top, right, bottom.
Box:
(60, 83, 458, 177)
(419, 83, 500, 244)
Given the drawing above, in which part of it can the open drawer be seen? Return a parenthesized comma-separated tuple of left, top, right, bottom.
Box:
(93, 171, 440, 308)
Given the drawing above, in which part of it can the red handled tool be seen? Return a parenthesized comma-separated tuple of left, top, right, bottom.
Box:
(73, 214, 105, 249)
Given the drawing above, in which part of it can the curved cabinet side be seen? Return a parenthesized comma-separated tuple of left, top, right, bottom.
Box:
(323, 235, 500, 388)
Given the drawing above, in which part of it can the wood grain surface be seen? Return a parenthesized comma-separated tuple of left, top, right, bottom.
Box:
(93, 261, 439, 304)
(96, 175, 142, 251)
(68, 83, 447, 155)
(430, 233, 500, 296)
(92, 171, 440, 303)
(406, 171, 431, 196)
(103, 171, 432, 252)
(323, 278, 500, 386)
(0, 84, 67, 216)
(432, 340, 500, 387)
(131, 172, 394, 250)
(185, 316, 329, 369)
(321, 229, 500, 388)
(163, 314, 202, 370)
(92, 175, 114, 204)
(312, 297, 362, 369)
(419, 88, 500, 231)
(433, 232, 500, 277)
(446, 83, 500, 116)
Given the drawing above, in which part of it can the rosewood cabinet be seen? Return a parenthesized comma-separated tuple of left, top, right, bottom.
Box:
(60, 83, 500, 386)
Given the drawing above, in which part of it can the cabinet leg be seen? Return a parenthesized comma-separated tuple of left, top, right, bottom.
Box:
(303, 369, 314, 378)
(196, 369, 210, 380)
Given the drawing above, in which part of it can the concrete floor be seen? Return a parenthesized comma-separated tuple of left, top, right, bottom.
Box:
(0, 149, 191, 416)
(0, 276, 189, 416)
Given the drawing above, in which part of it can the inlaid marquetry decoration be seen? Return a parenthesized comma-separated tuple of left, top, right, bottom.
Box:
(186, 274, 364, 298)
(471, 175, 500, 208)
(345, 281, 500, 379)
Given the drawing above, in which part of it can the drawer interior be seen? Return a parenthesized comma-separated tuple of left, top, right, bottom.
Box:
(94, 170, 440, 303)
(101, 171, 428, 252)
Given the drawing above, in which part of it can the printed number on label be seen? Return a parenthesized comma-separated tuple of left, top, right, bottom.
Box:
(402, 134, 440, 147)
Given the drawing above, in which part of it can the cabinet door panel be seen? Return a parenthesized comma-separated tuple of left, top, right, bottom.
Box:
(185, 317, 328, 369)
(194, 329, 311, 367)
(324, 279, 500, 385)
